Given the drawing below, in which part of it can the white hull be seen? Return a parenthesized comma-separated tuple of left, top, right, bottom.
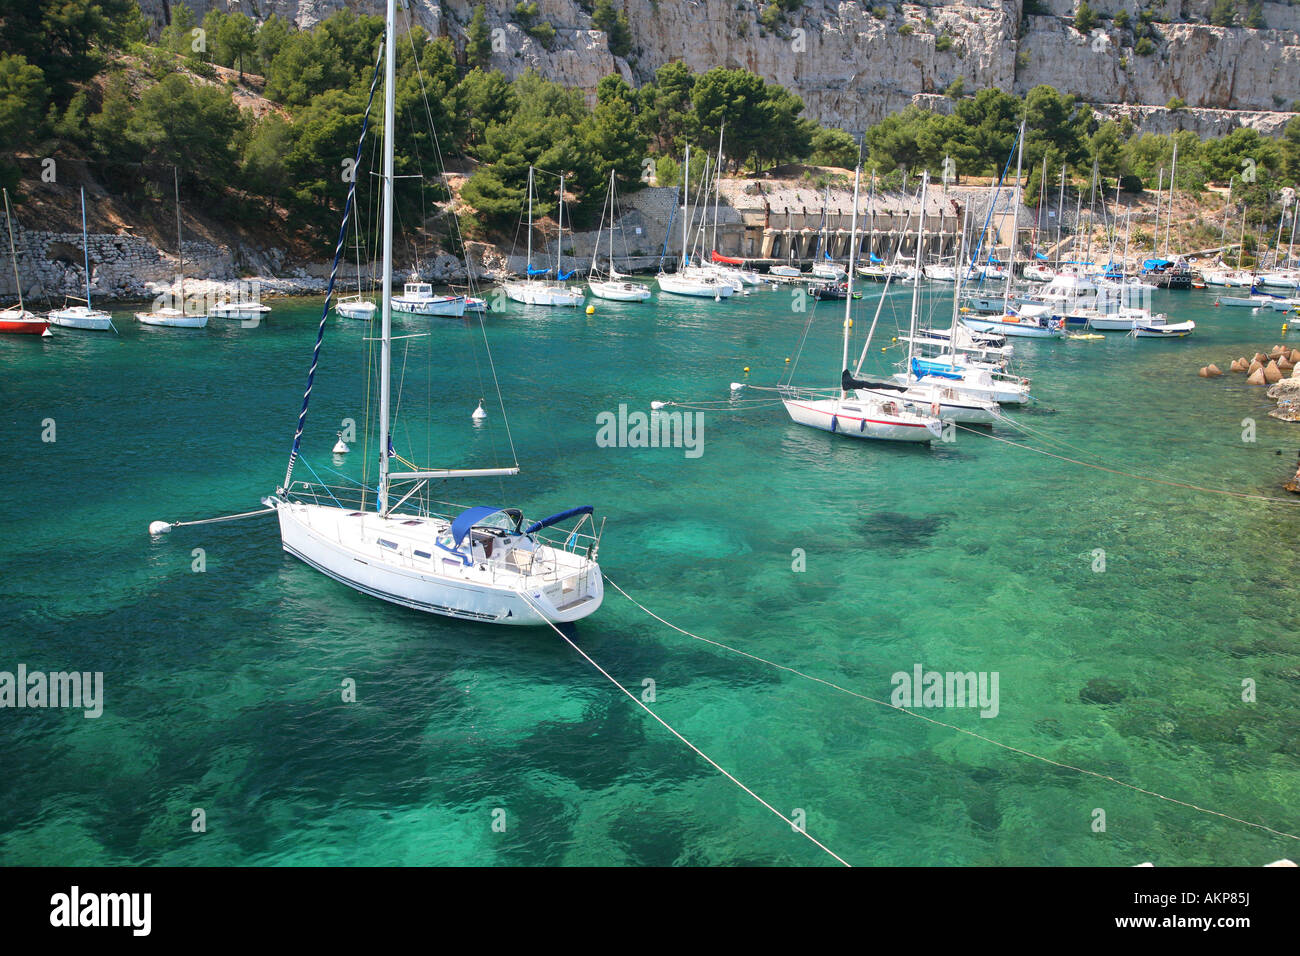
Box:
(769, 265, 802, 278)
(587, 279, 651, 301)
(48, 306, 114, 330)
(209, 303, 271, 320)
(781, 393, 941, 443)
(960, 316, 1063, 339)
(393, 294, 468, 316)
(272, 500, 603, 625)
(810, 263, 847, 281)
(1132, 320, 1195, 338)
(657, 272, 733, 298)
(336, 299, 377, 319)
(135, 308, 208, 328)
(502, 281, 583, 307)
(857, 385, 998, 425)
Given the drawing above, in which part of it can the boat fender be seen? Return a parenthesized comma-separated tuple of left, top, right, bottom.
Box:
(930, 403, 941, 417)
(830, 415, 838, 433)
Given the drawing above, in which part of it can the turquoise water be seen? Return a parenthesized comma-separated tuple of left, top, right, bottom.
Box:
(1, 284, 1298, 866)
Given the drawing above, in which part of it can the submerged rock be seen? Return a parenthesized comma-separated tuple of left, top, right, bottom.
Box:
(1080, 677, 1130, 705)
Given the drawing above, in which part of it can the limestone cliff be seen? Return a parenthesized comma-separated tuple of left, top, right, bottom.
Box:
(141, 1, 1299, 137)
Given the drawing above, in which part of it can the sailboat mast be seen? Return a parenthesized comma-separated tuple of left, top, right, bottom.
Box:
(526, 166, 534, 270)
(1055, 164, 1065, 270)
(3, 188, 23, 313)
(907, 172, 930, 378)
(952, 203, 968, 333)
(1034, 154, 1046, 253)
(712, 120, 723, 255)
(1271, 205, 1286, 270)
(1288, 199, 1297, 267)
(840, 161, 862, 389)
(1220, 176, 1233, 257)
(377, 0, 396, 515)
(1003, 123, 1023, 309)
(173, 166, 184, 311)
(1083, 157, 1096, 270)
(557, 173, 565, 279)
(681, 144, 690, 270)
(1164, 141, 1178, 257)
(80, 187, 92, 308)
(1153, 167, 1163, 260)
(1239, 205, 1248, 271)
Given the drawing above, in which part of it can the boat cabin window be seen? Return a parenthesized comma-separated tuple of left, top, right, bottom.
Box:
(404, 283, 432, 297)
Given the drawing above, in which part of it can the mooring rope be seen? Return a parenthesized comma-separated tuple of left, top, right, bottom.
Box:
(604, 576, 1300, 844)
(955, 423, 1300, 505)
(519, 594, 851, 866)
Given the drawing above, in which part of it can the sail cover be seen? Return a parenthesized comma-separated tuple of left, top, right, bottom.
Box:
(526, 265, 552, 276)
(842, 370, 908, 393)
(524, 505, 593, 535)
(870, 253, 883, 263)
(912, 357, 962, 380)
(711, 250, 745, 264)
(558, 270, 575, 280)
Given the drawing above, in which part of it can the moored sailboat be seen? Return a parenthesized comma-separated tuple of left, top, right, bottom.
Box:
(267, 3, 603, 625)
(1, 188, 49, 336)
(48, 187, 115, 332)
(135, 169, 208, 328)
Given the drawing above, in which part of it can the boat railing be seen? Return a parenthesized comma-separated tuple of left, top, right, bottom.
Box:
(284, 480, 604, 586)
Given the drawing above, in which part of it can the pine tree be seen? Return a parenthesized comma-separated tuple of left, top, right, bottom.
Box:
(467, 5, 492, 70)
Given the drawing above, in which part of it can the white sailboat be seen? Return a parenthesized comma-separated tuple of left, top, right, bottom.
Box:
(587, 169, 651, 302)
(0, 188, 49, 336)
(48, 187, 116, 331)
(504, 166, 585, 307)
(267, 1, 604, 625)
(336, 193, 377, 319)
(135, 168, 208, 328)
(780, 165, 943, 443)
(657, 146, 734, 299)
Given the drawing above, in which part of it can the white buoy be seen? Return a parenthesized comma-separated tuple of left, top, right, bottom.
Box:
(730, 382, 746, 392)
(148, 521, 171, 535)
(472, 400, 487, 421)
(332, 432, 349, 454)
(650, 401, 666, 410)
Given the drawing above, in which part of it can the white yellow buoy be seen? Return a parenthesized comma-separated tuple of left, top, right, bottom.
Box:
(472, 400, 487, 421)
(332, 432, 349, 454)
(586, 305, 595, 315)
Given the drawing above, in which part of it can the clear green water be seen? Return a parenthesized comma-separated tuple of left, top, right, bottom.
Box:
(2, 284, 1298, 866)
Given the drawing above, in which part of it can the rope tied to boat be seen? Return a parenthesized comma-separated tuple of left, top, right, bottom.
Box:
(518, 593, 851, 866)
(604, 576, 1300, 845)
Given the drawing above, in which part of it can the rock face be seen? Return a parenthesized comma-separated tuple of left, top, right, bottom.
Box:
(144, 1, 1298, 139)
